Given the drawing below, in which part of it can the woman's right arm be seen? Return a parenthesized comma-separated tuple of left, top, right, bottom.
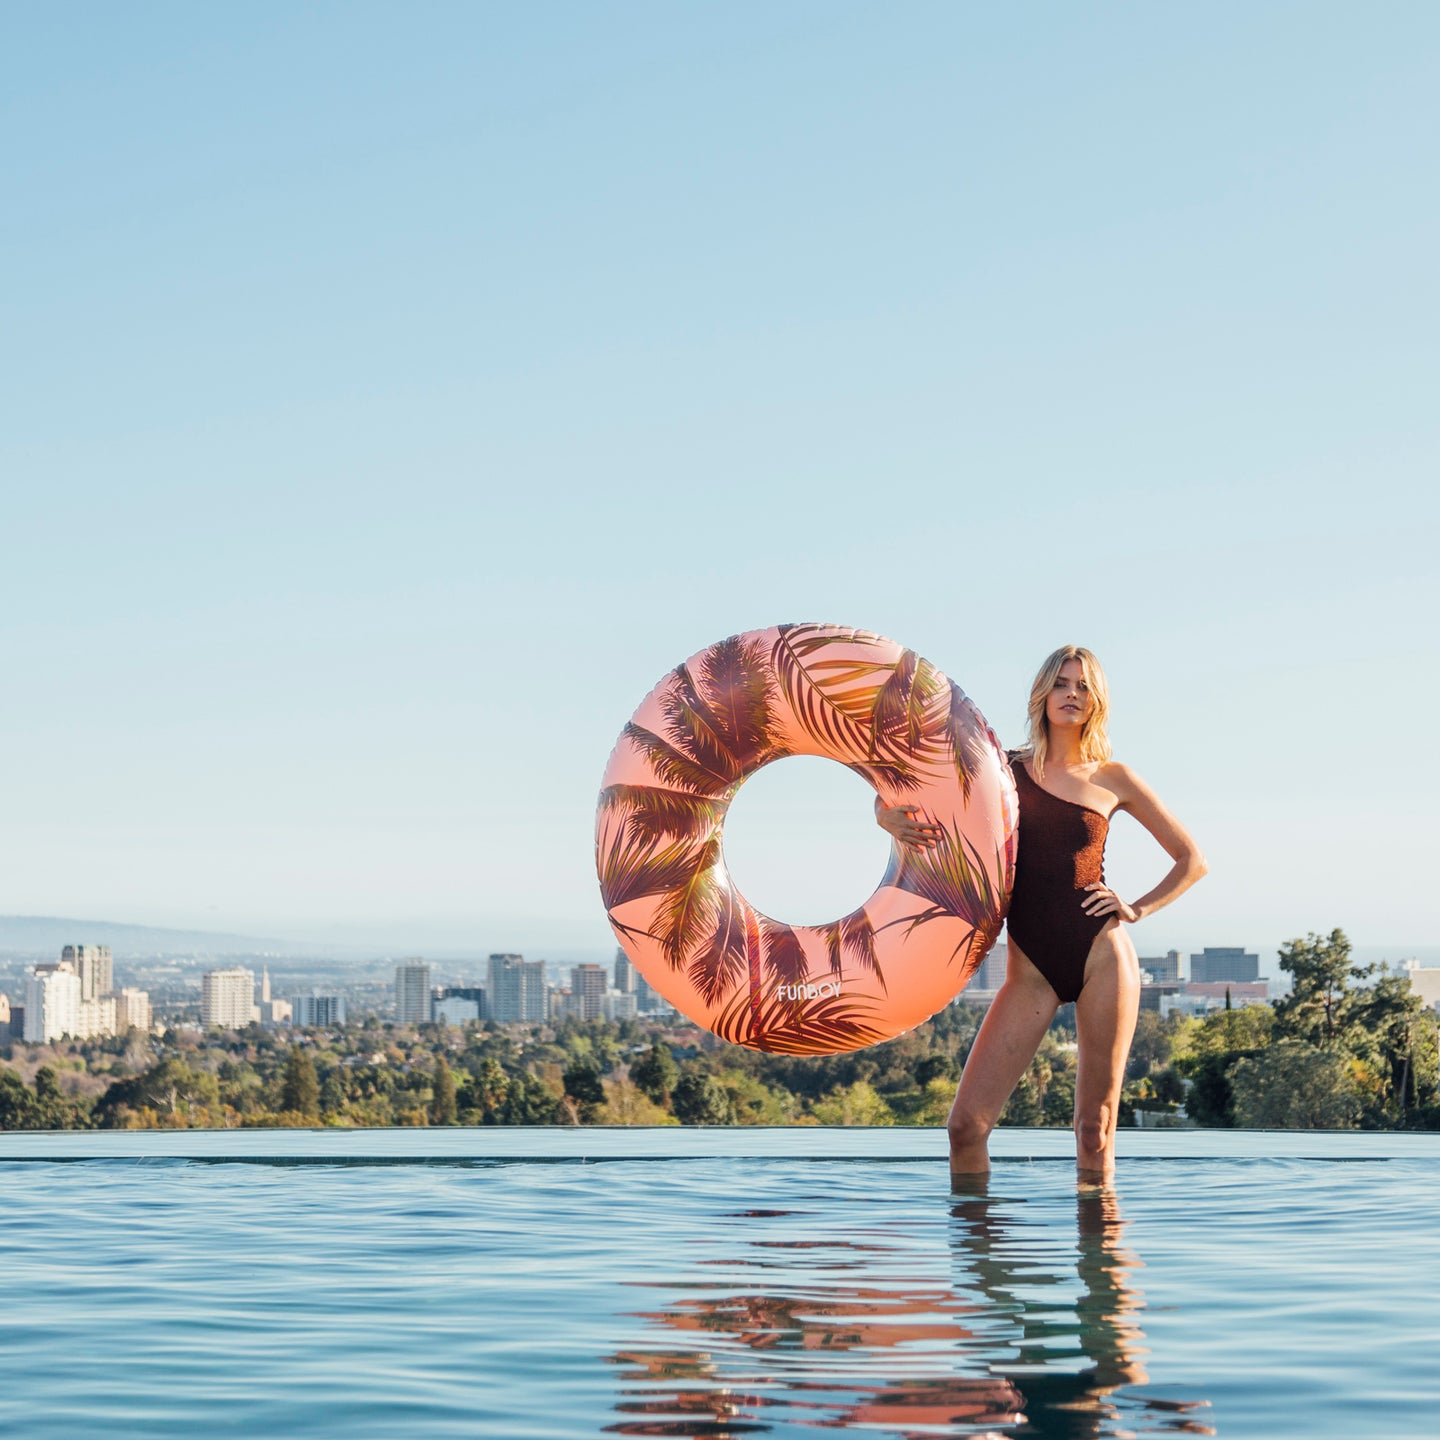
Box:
(874, 794, 943, 849)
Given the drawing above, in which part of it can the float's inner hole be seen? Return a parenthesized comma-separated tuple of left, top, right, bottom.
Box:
(720, 756, 893, 927)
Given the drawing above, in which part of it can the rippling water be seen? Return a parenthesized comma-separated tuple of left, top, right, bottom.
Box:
(1, 1135, 1435, 1437)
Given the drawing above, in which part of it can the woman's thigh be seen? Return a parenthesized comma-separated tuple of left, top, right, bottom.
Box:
(951, 937, 1059, 1126)
(1074, 921, 1142, 1119)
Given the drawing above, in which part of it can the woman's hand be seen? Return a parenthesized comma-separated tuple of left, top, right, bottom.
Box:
(876, 803, 944, 850)
(1081, 884, 1139, 923)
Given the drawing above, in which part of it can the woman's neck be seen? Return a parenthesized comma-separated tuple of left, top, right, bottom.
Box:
(1045, 730, 1086, 769)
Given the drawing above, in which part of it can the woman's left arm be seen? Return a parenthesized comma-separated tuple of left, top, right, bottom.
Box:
(1081, 764, 1208, 923)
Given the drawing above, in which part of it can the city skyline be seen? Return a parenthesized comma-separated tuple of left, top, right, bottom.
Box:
(3, 5, 1436, 955)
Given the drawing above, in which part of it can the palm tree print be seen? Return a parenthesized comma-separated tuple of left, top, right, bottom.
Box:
(597, 625, 1015, 1054)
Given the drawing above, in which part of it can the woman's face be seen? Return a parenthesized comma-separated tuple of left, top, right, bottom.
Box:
(1045, 659, 1094, 734)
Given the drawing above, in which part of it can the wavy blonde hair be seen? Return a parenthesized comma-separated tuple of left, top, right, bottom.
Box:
(1022, 645, 1112, 780)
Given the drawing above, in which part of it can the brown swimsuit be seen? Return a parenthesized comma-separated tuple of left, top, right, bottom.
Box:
(1005, 751, 1112, 1003)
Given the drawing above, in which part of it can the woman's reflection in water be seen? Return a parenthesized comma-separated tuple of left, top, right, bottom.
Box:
(605, 1178, 1212, 1439)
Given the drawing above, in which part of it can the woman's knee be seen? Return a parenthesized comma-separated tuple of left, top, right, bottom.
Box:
(1075, 1101, 1114, 1153)
(947, 1105, 995, 1149)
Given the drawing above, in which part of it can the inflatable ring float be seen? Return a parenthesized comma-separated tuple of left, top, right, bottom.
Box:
(595, 624, 1017, 1054)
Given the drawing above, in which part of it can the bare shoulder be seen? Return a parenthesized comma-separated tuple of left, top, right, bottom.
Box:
(1093, 760, 1160, 810)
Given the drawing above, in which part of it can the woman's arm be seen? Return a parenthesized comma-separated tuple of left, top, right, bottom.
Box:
(874, 793, 944, 849)
(1081, 764, 1208, 922)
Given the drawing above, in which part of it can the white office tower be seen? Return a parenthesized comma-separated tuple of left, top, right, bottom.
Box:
(294, 992, 347, 1027)
(114, 988, 152, 1033)
(25, 962, 82, 1043)
(394, 961, 433, 1024)
(78, 994, 117, 1039)
(488, 953, 547, 1023)
(202, 967, 257, 1029)
(63, 944, 114, 1002)
(607, 990, 638, 1021)
(570, 964, 608, 1021)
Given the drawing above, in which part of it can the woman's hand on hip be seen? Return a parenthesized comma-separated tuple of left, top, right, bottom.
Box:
(1081, 884, 1139, 923)
(876, 804, 943, 849)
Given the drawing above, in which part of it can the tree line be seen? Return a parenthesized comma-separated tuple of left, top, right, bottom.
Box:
(1, 929, 1435, 1131)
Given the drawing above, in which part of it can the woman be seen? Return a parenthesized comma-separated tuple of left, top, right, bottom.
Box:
(878, 646, 1207, 1177)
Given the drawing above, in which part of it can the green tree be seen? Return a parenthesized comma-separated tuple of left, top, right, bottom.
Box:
(467, 1057, 510, 1123)
(1126, 1010, 1173, 1079)
(915, 1053, 953, 1086)
(1041, 1070, 1077, 1126)
(0, 1068, 86, 1129)
(562, 1056, 605, 1122)
(1000, 1071, 1042, 1126)
(95, 1058, 221, 1126)
(672, 1072, 733, 1125)
(498, 1071, 565, 1125)
(1230, 1041, 1361, 1128)
(1349, 965, 1428, 1121)
(630, 1042, 679, 1108)
(280, 1047, 320, 1119)
(811, 1079, 896, 1126)
(429, 1057, 458, 1125)
(1274, 929, 1365, 1047)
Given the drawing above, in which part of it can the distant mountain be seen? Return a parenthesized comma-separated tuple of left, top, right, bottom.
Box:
(0, 915, 290, 959)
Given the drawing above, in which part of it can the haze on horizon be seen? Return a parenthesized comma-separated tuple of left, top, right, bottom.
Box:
(3, 4, 1436, 965)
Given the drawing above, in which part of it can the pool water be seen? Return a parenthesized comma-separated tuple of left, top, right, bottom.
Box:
(1, 1130, 1435, 1438)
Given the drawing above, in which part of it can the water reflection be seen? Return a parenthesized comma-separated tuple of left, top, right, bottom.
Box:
(606, 1177, 1213, 1438)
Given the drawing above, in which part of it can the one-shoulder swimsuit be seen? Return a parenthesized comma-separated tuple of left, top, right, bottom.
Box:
(1005, 751, 1113, 1003)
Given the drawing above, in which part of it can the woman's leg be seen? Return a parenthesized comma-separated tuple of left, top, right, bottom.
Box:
(1073, 922, 1142, 1177)
(948, 938, 1059, 1174)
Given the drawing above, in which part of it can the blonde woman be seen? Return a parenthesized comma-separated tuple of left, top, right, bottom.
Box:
(878, 647, 1207, 1177)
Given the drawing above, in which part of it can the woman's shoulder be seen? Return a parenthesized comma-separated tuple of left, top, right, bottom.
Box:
(1094, 758, 1150, 803)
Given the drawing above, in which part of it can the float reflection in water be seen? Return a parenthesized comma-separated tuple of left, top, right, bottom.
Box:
(605, 1182, 1214, 1438)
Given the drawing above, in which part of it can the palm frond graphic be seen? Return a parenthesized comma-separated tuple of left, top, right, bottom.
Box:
(630, 633, 782, 802)
(815, 911, 886, 993)
(771, 626, 961, 793)
(713, 982, 887, 1056)
(941, 681, 999, 804)
(596, 813, 710, 941)
(597, 784, 726, 846)
(880, 822, 1007, 973)
(685, 881, 749, 1007)
(653, 835, 727, 970)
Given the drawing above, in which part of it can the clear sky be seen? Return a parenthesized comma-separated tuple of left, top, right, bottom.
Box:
(3, 3, 1436, 963)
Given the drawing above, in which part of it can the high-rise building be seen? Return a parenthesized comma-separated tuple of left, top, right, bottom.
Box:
(607, 991, 638, 1021)
(1140, 950, 1183, 984)
(613, 948, 636, 995)
(969, 940, 1008, 993)
(62, 944, 113, 1002)
(394, 961, 433, 1024)
(570, 964, 608, 1022)
(1190, 948, 1260, 984)
(439, 986, 488, 1021)
(114, 988, 152, 1033)
(202, 968, 257, 1029)
(488, 954, 547, 1024)
(434, 995, 481, 1026)
(25, 961, 81, 1043)
(294, 992, 347, 1027)
(635, 970, 663, 1014)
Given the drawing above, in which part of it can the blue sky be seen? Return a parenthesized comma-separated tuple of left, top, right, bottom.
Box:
(3, 2, 1436, 962)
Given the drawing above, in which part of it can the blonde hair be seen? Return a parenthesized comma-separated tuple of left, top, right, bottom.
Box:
(1022, 646, 1112, 780)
